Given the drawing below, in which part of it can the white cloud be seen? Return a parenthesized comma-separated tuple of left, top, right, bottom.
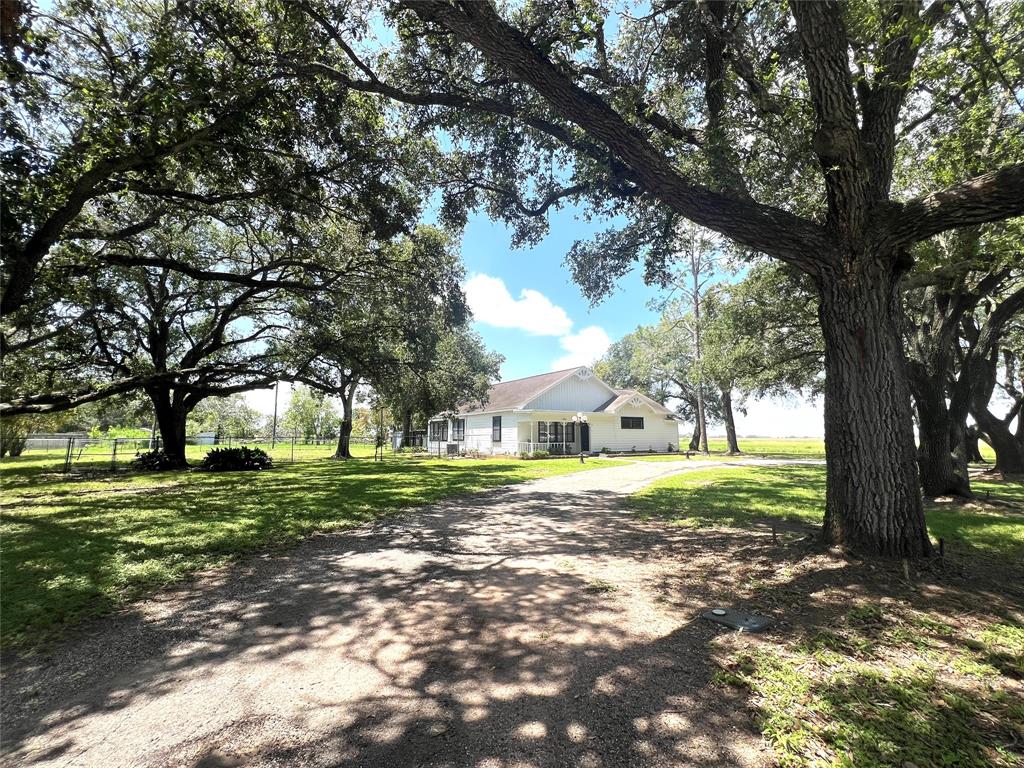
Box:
(243, 384, 286, 416)
(552, 325, 611, 369)
(464, 273, 573, 336)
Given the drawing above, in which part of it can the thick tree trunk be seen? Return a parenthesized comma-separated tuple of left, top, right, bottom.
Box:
(964, 426, 986, 463)
(148, 388, 189, 468)
(695, 386, 709, 454)
(688, 422, 700, 451)
(333, 381, 357, 460)
(968, 350, 1024, 474)
(909, 366, 971, 497)
(334, 417, 353, 459)
(401, 409, 413, 448)
(818, 261, 931, 557)
(721, 387, 740, 454)
(973, 409, 1024, 474)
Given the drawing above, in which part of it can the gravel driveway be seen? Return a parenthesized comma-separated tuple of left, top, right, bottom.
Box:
(2, 459, 800, 768)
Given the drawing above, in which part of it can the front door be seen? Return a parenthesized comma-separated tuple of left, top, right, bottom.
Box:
(580, 423, 590, 452)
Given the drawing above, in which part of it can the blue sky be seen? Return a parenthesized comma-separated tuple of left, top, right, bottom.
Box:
(457, 206, 661, 380)
(449, 207, 826, 437)
(249, 201, 826, 436)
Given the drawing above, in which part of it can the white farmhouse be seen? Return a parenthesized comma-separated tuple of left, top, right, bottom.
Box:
(426, 366, 682, 456)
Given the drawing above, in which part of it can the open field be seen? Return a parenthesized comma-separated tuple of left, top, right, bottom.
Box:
(0, 451, 624, 649)
(634, 436, 999, 464)
(628, 438, 827, 460)
(630, 464, 1024, 767)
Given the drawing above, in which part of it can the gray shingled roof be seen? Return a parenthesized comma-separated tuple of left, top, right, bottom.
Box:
(456, 370, 678, 417)
(457, 367, 580, 415)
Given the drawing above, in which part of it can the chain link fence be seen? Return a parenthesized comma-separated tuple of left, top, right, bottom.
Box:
(51, 434, 374, 474)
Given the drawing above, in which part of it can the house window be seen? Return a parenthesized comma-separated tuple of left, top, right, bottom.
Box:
(621, 416, 644, 430)
(429, 420, 448, 441)
(452, 418, 465, 441)
(492, 415, 502, 443)
(566, 422, 576, 442)
(537, 422, 565, 443)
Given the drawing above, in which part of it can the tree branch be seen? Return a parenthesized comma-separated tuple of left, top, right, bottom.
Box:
(790, 0, 870, 241)
(888, 164, 1024, 245)
(400, 0, 833, 272)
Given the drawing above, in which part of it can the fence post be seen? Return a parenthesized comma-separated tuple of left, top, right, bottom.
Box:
(64, 436, 74, 474)
(111, 438, 118, 470)
(291, 429, 296, 463)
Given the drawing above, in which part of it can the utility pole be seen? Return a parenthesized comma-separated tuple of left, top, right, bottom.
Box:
(690, 244, 709, 455)
(271, 380, 280, 449)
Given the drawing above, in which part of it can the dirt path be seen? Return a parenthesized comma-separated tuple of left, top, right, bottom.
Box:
(2, 459, 801, 768)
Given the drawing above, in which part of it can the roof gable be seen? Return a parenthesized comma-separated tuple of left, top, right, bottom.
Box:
(457, 367, 580, 414)
(595, 389, 675, 416)
(519, 366, 618, 411)
(456, 367, 675, 417)
(458, 366, 622, 415)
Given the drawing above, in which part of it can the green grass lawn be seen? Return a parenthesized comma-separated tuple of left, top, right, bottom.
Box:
(632, 436, 999, 464)
(630, 464, 1024, 556)
(0, 450, 622, 649)
(717, 607, 1024, 768)
(628, 437, 827, 461)
(632, 463, 1024, 768)
(45, 438, 368, 472)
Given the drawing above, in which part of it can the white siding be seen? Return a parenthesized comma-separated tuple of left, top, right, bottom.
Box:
(587, 406, 681, 453)
(426, 411, 520, 455)
(525, 372, 615, 412)
(464, 413, 493, 452)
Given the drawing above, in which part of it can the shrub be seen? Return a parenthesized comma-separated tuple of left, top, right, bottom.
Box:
(0, 433, 27, 458)
(131, 450, 180, 471)
(200, 446, 273, 472)
(395, 446, 426, 454)
(0, 416, 29, 457)
(601, 446, 610, 453)
(530, 450, 550, 460)
(90, 426, 151, 439)
(668, 443, 675, 452)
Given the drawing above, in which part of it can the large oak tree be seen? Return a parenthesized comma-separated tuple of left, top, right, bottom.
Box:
(283, 0, 1024, 556)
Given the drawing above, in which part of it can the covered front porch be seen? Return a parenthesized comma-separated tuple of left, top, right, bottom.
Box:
(516, 413, 589, 455)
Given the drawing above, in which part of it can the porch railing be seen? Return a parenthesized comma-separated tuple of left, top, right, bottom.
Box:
(516, 441, 579, 456)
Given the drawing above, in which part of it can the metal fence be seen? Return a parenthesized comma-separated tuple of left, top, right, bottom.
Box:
(52, 434, 373, 474)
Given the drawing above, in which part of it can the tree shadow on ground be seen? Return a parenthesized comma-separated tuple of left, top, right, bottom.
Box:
(1, 458, 606, 647)
(2, 480, 1022, 768)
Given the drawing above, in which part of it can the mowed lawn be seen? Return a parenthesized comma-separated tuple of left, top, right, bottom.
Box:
(631, 464, 1024, 556)
(1, 450, 622, 649)
(635, 436, 999, 463)
(631, 464, 1024, 768)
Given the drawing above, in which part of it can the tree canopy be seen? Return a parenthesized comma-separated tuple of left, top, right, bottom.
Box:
(267, 0, 1023, 556)
(3, 0, 1022, 557)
